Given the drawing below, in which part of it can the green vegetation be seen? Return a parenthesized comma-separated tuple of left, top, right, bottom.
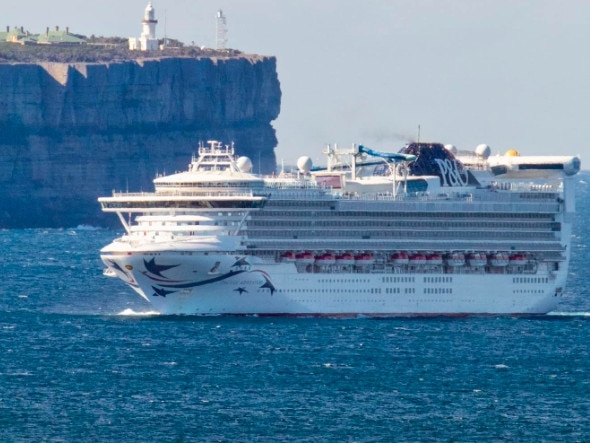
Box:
(0, 37, 242, 63)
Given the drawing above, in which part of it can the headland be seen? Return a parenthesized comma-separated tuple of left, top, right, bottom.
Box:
(0, 4, 281, 228)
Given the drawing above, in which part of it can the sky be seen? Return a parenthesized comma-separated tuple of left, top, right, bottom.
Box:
(3, 1, 590, 166)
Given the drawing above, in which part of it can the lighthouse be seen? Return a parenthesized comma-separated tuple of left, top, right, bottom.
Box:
(129, 2, 159, 51)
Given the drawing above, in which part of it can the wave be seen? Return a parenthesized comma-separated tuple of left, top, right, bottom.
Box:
(116, 308, 160, 316)
(547, 311, 590, 317)
(74, 224, 104, 231)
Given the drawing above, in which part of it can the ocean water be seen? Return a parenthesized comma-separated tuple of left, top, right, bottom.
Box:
(1, 177, 589, 442)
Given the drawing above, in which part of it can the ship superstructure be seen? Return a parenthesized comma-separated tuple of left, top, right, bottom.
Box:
(99, 140, 580, 315)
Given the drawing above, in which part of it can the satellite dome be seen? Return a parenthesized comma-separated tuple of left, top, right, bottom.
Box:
(297, 156, 313, 173)
(475, 144, 491, 158)
(236, 156, 253, 172)
(444, 144, 457, 154)
(505, 149, 520, 157)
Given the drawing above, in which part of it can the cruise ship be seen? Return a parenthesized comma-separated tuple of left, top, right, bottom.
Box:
(99, 140, 580, 316)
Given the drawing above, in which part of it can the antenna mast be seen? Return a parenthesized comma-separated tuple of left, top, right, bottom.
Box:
(163, 9, 167, 48)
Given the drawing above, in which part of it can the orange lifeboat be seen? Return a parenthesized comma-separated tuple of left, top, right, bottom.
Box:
(391, 251, 409, 266)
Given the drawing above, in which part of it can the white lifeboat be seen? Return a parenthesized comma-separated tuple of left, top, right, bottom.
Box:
(391, 251, 409, 266)
(509, 253, 528, 266)
(281, 251, 296, 262)
(467, 252, 487, 267)
(295, 252, 315, 265)
(446, 252, 465, 267)
(336, 253, 355, 266)
(355, 253, 375, 266)
(409, 253, 427, 266)
(316, 253, 336, 266)
(489, 252, 509, 267)
(426, 253, 443, 266)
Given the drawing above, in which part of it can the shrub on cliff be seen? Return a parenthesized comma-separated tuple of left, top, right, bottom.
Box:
(0, 40, 242, 63)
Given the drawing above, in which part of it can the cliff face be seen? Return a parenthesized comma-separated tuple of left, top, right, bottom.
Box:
(0, 55, 281, 227)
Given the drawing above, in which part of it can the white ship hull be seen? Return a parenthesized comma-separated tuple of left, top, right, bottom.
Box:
(101, 249, 566, 316)
(99, 140, 579, 316)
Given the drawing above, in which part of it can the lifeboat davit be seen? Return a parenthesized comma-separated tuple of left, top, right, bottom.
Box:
(315, 253, 336, 266)
(489, 252, 509, 267)
(426, 253, 443, 266)
(336, 253, 355, 266)
(391, 251, 409, 266)
(467, 252, 487, 267)
(281, 251, 296, 262)
(509, 253, 527, 266)
(355, 253, 375, 266)
(409, 253, 427, 266)
(446, 252, 465, 267)
(295, 252, 315, 265)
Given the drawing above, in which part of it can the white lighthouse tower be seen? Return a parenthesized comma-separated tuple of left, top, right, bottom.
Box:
(129, 2, 159, 51)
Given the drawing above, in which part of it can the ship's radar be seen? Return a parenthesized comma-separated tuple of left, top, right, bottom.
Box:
(237, 156, 253, 172)
(297, 156, 313, 173)
(475, 144, 491, 158)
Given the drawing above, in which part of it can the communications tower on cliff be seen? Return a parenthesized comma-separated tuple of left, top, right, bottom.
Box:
(129, 2, 159, 51)
(216, 10, 228, 50)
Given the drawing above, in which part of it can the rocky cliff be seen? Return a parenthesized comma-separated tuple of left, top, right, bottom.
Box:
(0, 55, 281, 227)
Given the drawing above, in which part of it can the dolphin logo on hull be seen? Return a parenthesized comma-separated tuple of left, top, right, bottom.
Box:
(259, 276, 276, 295)
(151, 286, 177, 297)
(143, 257, 179, 278)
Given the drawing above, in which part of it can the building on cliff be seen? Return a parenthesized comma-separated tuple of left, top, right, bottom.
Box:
(0, 25, 84, 45)
(129, 2, 159, 51)
(37, 26, 85, 45)
(0, 26, 29, 44)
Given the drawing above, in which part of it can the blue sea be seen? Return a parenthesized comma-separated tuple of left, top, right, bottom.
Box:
(1, 177, 589, 442)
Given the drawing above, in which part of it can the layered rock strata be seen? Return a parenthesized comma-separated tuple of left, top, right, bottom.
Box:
(0, 55, 281, 227)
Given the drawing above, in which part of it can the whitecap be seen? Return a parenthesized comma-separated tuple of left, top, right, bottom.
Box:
(494, 364, 509, 369)
(548, 311, 590, 317)
(7, 371, 33, 376)
(116, 308, 160, 316)
(75, 224, 102, 231)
